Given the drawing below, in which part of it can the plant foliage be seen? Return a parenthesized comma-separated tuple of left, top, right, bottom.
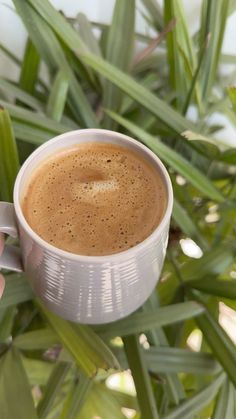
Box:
(0, 1, 236, 418)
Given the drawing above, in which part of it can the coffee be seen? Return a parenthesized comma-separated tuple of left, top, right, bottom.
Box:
(21, 142, 167, 256)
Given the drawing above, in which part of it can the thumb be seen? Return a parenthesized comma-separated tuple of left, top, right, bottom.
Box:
(0, 232, 4, 256)
(0, 274, 5, 299)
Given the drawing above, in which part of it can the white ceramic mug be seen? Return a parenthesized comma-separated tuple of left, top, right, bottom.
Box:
(0, 129, 173, 324)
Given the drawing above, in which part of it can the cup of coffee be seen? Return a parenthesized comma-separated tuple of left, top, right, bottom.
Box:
(0, 129, 173, 324)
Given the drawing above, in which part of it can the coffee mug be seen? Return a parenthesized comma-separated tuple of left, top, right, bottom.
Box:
(0, 129, 173, 324)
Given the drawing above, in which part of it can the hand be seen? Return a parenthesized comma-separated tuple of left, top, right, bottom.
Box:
(0, 233, 5, 298)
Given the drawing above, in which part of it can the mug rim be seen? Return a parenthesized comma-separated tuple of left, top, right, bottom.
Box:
(14, 128, 173, 262)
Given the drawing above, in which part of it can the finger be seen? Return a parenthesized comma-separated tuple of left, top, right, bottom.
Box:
(0, 232, 4, 256)
(0, 273, 5, 299)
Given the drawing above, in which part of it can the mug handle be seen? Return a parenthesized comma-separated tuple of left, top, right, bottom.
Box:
(0, 202, 23, 272)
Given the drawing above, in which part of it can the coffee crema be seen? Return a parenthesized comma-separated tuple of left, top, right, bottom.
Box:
(22, 142, 167, 256)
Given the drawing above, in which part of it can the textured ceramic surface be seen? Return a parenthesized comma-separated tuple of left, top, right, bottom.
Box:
(0, 129, 173, 324)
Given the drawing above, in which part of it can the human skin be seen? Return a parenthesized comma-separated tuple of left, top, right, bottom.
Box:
(0, 233, 5, 298)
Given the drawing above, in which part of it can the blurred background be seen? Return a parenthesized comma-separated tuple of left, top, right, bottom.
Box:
(0, 1, 236, 418)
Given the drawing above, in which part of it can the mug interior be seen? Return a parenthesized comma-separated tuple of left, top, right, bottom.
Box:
(14, 129, 173, 261)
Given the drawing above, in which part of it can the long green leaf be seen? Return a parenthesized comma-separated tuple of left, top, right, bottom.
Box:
(221, 53, 236, 64)
(0, 100, 69, 134)
(175, 1, 203, 114)
(108, 388, 138, 410)
(196, 311, 236, 388)
(133, 50, 166, 74)
(212, 380, 235, 419)
(181, 35, 207, 115)
(123, 334, 159, 419)
(27, 0, 87, 52)
(0, 42, 47, 92)
(105, 110, 224, 202)
(96, 301, 204, 338)
(22, 357, 54, 386)
(0, 306, 17, 342)
(0, 347, 37, 419)
(164, 373, 225, 419)
(91, 20, 152, 43)
(0, 43, 21, 66)
(141, 0, 164, 31)
(187, 279, 236, 299)
(79, 383, 125, 419)
(14, 328, 58, 350)
(77, 13, 102, 58)
(143, 295, 186, 405)
(37, 362, 70, 419)
(200, 1, 229, 101)
(227, 86, 236, 113)
(181, 245, 235, 281)
(75, 12, 103, 92)
(0, 108, 20, 201)
(13, 121, 54, 145)
(27, 0, 195, 134)
(37, 301, 119, 377)
(19, 38, 40, 94)
(0, 78, 43, 111)
(172, 199, 208, 250)
(103, 0, 135, 128)
(83, 53, 195, 132)
(60, 373, 93, 419)
(164, 0, 186, 109)
(114, 346, 220, 375)
(46, 69, 69, 121)
(132, 20, 175, 68)
(159, 349, 186, 406)
(146, 347, 221, 375)
(13, 114, 76, 145)
(13, 0, 98, 128)
(14, 1, 56, 71)
(0, 274, 33, 309)
(121, 72, 161, 113)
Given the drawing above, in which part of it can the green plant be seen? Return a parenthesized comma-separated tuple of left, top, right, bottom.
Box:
(0, 0, 236, 417)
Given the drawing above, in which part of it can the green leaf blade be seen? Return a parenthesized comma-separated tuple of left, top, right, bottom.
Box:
(0, 347, 37, 419)
(200, 1, 230, 101)
(37, 301, 119, 377)
(196, 311, 236, 388)
(146, 347, 221, 375)
(187, 279, 236, 300)
(27, 0, 195, 134)
(19, 38, 40, 95)
(123, 334, 159, 419)
(0, 100, 70, 134)
(60, 373, 92, 419)
(13, 0, 98, 128)
(77, 13, 102, 58)
(46, 70, 69, 121)
(103, 0, 135, 128)
(212, 380, 235, 419)
(0, 274, 33, 309)
(97, 301, 204, 338)
(0, 108, 20, 201)
(14, 328, 58, 350)
(0, 78, 43, 111)
(227, 86, 236, 113)
(105, 110, 224, 202)
(164, 373, 225, 419)
(172, 199, 208, 250)
(37, 361, 70, 419)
